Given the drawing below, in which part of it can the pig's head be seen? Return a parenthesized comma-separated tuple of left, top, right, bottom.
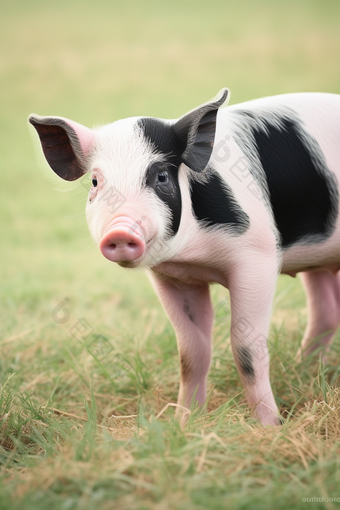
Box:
(29, 88, 229, 268)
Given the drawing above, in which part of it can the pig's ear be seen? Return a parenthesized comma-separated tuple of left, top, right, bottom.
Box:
(28, 114, 95, 181)
(173, 88, 230, 173)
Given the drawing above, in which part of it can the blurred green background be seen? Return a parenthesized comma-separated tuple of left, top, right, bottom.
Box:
(1, 1, 340, 508)
(2, 0, 340, 329)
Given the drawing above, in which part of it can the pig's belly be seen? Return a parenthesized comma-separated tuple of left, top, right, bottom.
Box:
(281, 217, 340, 276)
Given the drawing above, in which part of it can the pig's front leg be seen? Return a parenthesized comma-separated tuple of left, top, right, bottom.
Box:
(149, 272, 214, 411)
(228, 256, 281, 426)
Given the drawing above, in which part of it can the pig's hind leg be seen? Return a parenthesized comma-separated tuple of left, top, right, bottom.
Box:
(298, 270, 340, 359)
(149, 273, 214, 412)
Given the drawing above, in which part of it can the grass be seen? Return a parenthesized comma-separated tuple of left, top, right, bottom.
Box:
(1, 0, 340, 508)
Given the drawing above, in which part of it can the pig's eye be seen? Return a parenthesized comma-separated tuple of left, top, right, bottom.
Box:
(145, 164, 174, 196)
(92, 178, 98, 187)
(157, 171, 168, 183)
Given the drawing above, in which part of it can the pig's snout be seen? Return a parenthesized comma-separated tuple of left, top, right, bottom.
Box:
(100, 219, 145, 263)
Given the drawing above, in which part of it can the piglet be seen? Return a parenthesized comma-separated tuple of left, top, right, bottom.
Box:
(29, 88, 340, 425)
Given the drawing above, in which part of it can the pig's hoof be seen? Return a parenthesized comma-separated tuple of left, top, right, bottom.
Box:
(296, 343, 330, 364)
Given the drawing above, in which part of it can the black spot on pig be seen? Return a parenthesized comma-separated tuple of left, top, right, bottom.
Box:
(139, 115, 250, 237)
(237, 111, 338, 248)
(139, 118, 184, 236)
(190, 171, 250, 234)
(145, 162, 182, 235)
(237, 346, 255, 381)
(180, 353, 191, 380)
(138, 117, 186, 167)
(183, 298, 195, 322)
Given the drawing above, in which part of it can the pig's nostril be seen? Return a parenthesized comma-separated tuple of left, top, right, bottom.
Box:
(107, 241, 136, 249)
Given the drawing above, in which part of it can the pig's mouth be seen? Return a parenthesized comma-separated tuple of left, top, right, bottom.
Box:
(117, 260, 140, 268)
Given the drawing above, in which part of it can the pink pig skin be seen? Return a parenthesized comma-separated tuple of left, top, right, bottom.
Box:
(29, 90, 340, 426)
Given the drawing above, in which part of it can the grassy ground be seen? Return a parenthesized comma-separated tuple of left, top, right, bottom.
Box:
(1, 1, 340, 508)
